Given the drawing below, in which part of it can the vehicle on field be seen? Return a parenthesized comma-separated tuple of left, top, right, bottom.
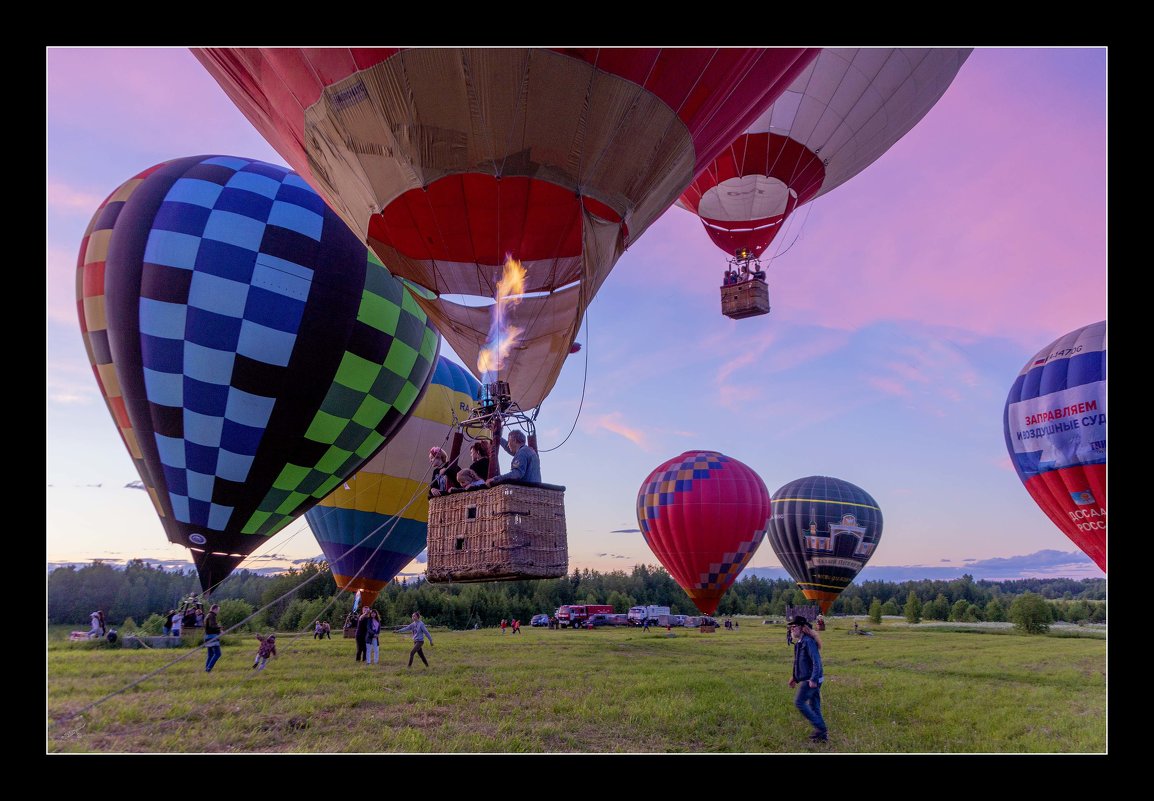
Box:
(629, 605, 671, 625)
(556, 604, 615, 628)
(530, 614, 550, 627)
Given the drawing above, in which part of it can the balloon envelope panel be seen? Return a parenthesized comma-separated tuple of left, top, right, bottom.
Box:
(1003, 321, 1106, 570)
(193, 47, 818, 408)
(637, 451, 771, 615)
(679, 48, 972, 259)
(766, 475, 883, 614)
(306, 357, 483, 604)
(76, 155, 440, 591)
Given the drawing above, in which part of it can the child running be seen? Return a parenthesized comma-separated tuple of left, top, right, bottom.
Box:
(394, 612, 434, 668)
(252, 634, 277, 670)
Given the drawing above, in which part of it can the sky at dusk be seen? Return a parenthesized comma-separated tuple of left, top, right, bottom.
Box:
(46, 47, 1108, 584)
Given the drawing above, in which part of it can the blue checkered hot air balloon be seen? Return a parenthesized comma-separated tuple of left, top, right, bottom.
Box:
(77, 155, 440, 592)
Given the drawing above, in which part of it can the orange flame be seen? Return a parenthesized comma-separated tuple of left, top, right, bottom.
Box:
(478, 257, 526, 379)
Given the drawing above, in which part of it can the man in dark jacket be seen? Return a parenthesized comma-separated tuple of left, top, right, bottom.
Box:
(787, 615, 827, 743)
(354, 607, 371, 662)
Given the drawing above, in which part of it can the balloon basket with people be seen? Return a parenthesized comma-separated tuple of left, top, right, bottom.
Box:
(719, 248, 770, 319)
(425, 384, 568, 584)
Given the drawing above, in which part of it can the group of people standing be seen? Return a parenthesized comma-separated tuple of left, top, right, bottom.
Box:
(161, 603, 204, 637)
(353, 607, 383, 663)
(353, 608, 434, 668)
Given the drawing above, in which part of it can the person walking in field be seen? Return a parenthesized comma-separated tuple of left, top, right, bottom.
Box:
(252, 634, 276, 670)
(203, 604, 223, 673)
(395, 612, 434, 668)
(787, 615, 827, 743)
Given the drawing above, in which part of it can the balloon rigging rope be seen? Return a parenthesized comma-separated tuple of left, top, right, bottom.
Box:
(539, 306, 589, 453)
(768, 195, 816, 263)
(49, 437, 452, 730)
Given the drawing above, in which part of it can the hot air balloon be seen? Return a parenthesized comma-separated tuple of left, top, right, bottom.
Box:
(76, 155, 440, 592)
(305, 356, 485, 605)
(192, 47, 818, 410)
(1003, 321, 1106, 571)
(765, 476, 883, 614)
(636, 451, 771, 615)
(678, 48, 972, 319)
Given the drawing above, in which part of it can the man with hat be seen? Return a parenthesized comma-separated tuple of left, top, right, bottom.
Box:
(787, 615, 827, 743)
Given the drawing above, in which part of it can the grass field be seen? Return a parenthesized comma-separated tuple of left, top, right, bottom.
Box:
(46, 618, 1106, 754)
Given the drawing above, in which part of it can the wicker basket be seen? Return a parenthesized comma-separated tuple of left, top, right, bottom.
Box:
(721, 279, 770, 319)
(425, 483, 568, 583)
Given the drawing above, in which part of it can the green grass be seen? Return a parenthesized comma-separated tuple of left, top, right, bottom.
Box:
(46, 619, 1106, 754)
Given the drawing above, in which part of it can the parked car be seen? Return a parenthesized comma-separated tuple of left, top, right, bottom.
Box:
(530, 614, 550, 627)
(587, 613, 613, 627)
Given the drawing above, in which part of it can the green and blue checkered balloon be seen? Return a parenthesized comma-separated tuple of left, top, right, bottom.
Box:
(77, 156, 440, 592)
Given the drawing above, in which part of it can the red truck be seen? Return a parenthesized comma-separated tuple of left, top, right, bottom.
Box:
(555, 604, 614, 628)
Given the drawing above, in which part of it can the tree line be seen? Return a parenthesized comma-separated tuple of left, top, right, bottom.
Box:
(47, 560, 1106, 633)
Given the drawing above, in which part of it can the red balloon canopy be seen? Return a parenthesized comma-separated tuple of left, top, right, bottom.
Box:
(193, 48, 818, 408)
(636, 451, 771, 615)
(679, 48, 972, 262)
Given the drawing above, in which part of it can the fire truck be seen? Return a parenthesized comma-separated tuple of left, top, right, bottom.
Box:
(555, 604, 614, 628)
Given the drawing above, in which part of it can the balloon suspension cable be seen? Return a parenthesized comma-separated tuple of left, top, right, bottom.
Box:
(540, 308, 590, 453)
(769, 197, 816, 262)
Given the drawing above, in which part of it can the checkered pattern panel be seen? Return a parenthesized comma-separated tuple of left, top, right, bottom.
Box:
(695, 536, 761, 591)
(241, 253, 439, 536)
(138, 158, 326, 530)
(77, 163, 173, 518)
(636, 452, 727, 538)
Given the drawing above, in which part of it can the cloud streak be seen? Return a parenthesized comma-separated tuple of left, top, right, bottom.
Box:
(587, 412, 650, 450)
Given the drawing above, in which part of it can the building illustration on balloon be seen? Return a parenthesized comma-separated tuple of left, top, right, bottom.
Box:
(804, 513, 877, 567)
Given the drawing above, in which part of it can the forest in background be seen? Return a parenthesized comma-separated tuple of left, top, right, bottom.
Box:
(47, 559, 1106, 633)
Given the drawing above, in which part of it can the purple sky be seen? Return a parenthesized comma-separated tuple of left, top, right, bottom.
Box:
(46, 47, 1107, 582)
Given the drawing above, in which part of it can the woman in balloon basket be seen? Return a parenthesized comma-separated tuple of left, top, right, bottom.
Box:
(428, 447, 457, 496)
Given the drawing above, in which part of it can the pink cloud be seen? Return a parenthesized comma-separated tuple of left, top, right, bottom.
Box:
(867, 376, 912, 398)
(47, 48, 284, 169)
(588, 411, 650, 450)
(47, 180, 105, 215)
(621, 50, 1105, 354)
(47, 244, 80, 325)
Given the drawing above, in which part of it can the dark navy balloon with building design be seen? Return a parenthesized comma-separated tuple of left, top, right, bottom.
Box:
(765, 475, 883, 614)
(77, 156, 440, 592)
